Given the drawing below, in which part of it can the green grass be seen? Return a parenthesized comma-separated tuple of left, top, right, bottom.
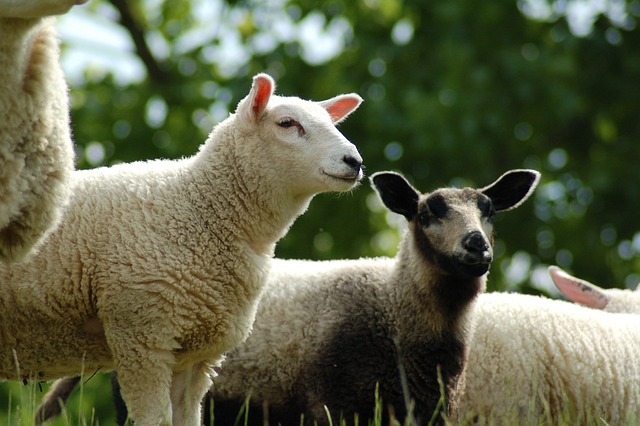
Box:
(0, 374, 116, 425)
(1, 376, 637, 426)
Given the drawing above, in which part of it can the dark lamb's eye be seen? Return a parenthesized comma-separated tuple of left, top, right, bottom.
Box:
(478, 197, 496, 218)
(417, 210, 430, 226)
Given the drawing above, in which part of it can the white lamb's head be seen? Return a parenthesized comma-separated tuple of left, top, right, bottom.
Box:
(549, 265, 640, 314)
(233, 73, 363, 195)
(371, 169, 540, 278)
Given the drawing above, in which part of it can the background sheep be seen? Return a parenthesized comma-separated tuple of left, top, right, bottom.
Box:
(0, 1, 81, 262)
(0, 30, 365, 425)
(549, 265, 640, 314)
(460, 288, 640, 424)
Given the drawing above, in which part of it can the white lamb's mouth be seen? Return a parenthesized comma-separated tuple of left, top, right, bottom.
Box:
(323, 170, 361, 182)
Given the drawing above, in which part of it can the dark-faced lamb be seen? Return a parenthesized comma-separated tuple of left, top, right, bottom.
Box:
(0, 3, 365, 424)
(207, 169, 538, 425)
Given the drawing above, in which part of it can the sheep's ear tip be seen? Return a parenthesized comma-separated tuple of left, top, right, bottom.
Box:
(522, 169, 541, 181)
(548, 265, 561, 274)
(253, 73, 275, 83)
(370, 171, 395, 183)
(507, 169, 541, 187)
(508, 168, 540, 177)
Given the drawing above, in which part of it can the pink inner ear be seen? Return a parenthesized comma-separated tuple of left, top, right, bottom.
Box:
(549, 267, 609, 309)
(252, 76, 273, 117)
(325, 97, 361, 123)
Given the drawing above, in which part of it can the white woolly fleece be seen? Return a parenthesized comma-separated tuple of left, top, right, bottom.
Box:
(0, 17, 74, 262)
(461, 292, 640, 424)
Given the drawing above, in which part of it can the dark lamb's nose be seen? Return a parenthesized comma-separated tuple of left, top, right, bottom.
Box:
(343, 155, 362, 172)
(463, 232, 489, 255)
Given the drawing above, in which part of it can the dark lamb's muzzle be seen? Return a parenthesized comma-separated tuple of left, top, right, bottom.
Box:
(457, 231, 493, 277)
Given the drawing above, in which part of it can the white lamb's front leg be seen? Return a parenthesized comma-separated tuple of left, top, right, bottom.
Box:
(110, 342, 175, 425)
(0, 0, 86, 18)
(104, 308, 179, 426)
(171, 361, 215, 425)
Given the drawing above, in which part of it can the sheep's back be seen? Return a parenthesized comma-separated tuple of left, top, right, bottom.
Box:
(462, 292, 640, 424)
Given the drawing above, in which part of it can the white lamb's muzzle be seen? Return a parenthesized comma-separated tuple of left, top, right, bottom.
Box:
(321, 148, 363, 184)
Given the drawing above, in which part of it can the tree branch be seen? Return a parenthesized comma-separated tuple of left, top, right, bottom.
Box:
(108, 0, 169, 84)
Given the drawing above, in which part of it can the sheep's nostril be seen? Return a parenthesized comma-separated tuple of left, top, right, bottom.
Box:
(463, 232, 489, 255)
(343, 155, 362, 172)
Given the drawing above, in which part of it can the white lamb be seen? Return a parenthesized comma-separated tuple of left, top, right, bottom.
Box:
(461, 285, 640, 424)
(0, 4, 365, 424)
(0, 1, 81, 262)
(549, 265, 640, 314)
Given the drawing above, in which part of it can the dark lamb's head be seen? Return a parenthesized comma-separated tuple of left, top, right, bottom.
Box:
(370, 169, 540, 278)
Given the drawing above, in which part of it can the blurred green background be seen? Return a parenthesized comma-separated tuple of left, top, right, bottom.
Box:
(3, 0, 640, 423)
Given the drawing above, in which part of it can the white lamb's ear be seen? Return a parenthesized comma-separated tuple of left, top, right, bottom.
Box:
(548, 266, 610, 309)
(236, 73, 275, 124)
(319, 94, 363, 124)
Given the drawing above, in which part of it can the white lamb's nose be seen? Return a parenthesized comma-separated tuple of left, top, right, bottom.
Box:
(343, 155, 362, 173)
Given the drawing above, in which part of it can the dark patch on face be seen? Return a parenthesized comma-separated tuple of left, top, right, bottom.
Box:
(426, 193, 449, 219)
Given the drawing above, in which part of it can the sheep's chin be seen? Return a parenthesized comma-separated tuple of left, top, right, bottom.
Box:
(322, 170, 362, 187)
(454, 259, 491, 277)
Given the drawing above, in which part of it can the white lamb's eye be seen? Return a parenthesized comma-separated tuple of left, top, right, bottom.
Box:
(276, 117, 306, 137)
(277, 118, 295, 128)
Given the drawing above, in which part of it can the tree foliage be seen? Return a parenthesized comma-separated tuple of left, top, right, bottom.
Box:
(65, 0, 640, 294)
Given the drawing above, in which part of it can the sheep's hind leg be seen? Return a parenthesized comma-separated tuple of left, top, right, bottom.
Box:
(171, 360, 215, 425)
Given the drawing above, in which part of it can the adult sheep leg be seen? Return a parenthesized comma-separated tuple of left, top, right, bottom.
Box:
(0, 2, 80, 261)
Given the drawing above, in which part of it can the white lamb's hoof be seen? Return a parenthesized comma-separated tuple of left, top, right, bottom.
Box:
(0, 0, 87, 18)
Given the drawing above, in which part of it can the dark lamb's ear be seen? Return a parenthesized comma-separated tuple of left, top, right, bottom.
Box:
(370, 172, 420, 220)
(481, 169, 541, 212)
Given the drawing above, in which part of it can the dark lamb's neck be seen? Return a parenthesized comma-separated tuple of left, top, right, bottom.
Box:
(388, 226, 484, 422)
